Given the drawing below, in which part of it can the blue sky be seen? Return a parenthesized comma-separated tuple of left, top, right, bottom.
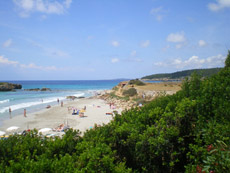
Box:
(0, 0, 230, 80)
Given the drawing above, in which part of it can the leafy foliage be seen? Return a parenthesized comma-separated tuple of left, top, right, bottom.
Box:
(1, 53, 230, 172)
(122, 88, 137, 97)
(128, 79, 146, 86)
(225, 50, 230, 68)
(142, 67, 222, 80)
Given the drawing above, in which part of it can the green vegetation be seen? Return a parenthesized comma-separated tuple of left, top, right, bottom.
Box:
(112, 86, 119, 91)
(142, 67, 222, 80)
(122, 88, 137, 97)
(1, 52, 230, 172)
(225, 50, 230, 68)
(128, 79, 146, 86)
(109, 92, 129, 101)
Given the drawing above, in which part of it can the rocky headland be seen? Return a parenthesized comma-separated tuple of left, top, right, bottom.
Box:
(97, 80, 182, 110)
(0, 82, 22, 91)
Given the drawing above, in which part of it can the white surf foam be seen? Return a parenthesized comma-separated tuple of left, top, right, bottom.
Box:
(73, 93, 85, 97)
(0, 99, 10, 104)
(0, 96, 66, 113)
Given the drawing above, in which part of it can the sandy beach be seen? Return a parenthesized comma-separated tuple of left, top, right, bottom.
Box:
(0, 97, 122, 135)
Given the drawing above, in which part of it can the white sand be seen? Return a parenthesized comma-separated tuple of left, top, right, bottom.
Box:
(0, 98, 122, 135)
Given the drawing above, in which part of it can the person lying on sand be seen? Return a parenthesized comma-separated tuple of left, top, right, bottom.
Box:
(79, 112, 84, 117)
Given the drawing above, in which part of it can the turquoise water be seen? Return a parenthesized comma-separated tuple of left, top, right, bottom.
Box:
(0, 80, 125, 125)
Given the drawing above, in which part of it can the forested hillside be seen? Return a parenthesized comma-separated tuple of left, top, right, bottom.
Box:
(142, 67, 222, 80)
(0, 52, 230, 172)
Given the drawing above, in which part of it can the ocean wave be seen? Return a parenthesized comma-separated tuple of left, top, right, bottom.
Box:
(73, 93, 85, 97)
(0, 99, 10, 104)
(0, 96, 66, 113)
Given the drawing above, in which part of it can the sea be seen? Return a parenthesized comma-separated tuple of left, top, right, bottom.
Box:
(0, 80, 125, 125)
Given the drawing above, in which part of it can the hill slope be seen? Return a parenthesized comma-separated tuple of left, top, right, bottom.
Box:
(142, 67, 222, 80)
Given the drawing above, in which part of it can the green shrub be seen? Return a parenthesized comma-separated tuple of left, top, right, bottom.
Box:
(128, 79, 145, 86)
(112, 86, 118, 91)
(110, 92, 130, 101)
(123, 88, 137, 96)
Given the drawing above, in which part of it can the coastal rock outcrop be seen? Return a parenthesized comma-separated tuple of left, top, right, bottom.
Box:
(24, 88, 51, 91)
(24, 88, 40, 91)
(0, 82, 22, 91)
(41, 88, 51, 91)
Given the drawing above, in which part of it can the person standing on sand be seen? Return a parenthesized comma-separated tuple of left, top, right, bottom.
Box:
(24, 109, 27, 117)
(57, 98, 59, 104)
(61, 101, 63, 107)
(9, 107, 12, 119)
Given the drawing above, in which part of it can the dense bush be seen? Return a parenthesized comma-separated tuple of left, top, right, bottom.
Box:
(128, 79, 146, 86)
(1, 52, 230, 172)
(122, 88, 137, 96)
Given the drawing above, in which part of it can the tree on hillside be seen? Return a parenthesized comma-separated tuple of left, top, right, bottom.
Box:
(225, 50, 230, 68)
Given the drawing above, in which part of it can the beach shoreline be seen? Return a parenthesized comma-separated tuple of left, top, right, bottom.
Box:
(0, 97, 122, 135)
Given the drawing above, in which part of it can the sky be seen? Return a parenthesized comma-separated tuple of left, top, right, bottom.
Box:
(0, 0, 230, 80)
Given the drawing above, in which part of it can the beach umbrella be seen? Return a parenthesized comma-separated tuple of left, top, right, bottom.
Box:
(6, 126, 19, 132)
(0, 131, 6, 136)
(38, 128, 52, 134)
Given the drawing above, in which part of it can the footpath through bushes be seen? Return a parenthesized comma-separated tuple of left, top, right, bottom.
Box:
(1, 52, 230, 172)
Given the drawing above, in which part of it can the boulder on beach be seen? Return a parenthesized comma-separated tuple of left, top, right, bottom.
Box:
(66, 96, 77, 99)
(0, 82, 22, 91)
(66, 96, 85, 100)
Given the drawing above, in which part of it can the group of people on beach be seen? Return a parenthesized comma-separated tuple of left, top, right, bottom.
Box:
(8, 107, 26, 118)
(57, 98, 63, 107)
(7, 97, 82, 119)
(70, 106, 86, 117)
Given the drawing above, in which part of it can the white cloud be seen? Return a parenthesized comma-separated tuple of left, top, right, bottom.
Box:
(49, 49, 69, 58)
(13, 0, 72, 17)
(25, 38, 69, 58)
(20, 63, 57, 70)
(141, 40, 150, 48)
(150, 7, 163, 14)
(150, 6, 165, 21)
(111, 58, 119, 63)
(176, 44, 183, 49)
(0, 55, 57, 71)
(127, 50, 142, 62)
(156, 15, 163, 21)
(167, 32, 186, 43)
(208, 0, 230, 11)
(3, 39, 12, 48)
(198, 40, 207, 47)
(127, 58, 142, 62)
(154, 62, 166, 67)
(154, 54, 225, 69)
(111, 41, 120, 47)
(130, 50, 137, 56)
(64, 0, 72, 8)
(0, 55, 18, 65)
